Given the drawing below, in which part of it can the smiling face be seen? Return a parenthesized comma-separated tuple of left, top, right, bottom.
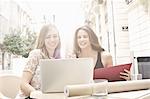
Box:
(74, 26, 103, 57)
(44, 28, 60, 50)
(77, 29, 91, 50)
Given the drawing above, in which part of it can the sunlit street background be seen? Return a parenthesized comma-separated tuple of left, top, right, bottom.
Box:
(0, 0, 150, 76)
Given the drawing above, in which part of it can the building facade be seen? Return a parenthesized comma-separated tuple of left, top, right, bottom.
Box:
(0, 0, 33, 43)
(82, 0, 150, 65)
(0, 0, 34, 69)
(128, 0, 150, 57)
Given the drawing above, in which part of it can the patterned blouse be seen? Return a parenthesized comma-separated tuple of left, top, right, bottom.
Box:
(24, 49, 43, 90)
(16, 49, 53, 98)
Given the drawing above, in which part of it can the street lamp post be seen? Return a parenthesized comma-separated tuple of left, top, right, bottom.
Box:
(0, 43, 5, 70)
(43, 15, 46, 24)
(52, 14, 55, 24)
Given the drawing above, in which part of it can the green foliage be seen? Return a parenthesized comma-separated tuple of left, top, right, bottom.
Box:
(138, 0, 149, 12)
(3, 32, 36, 57)
(3, 34, 24, 55)
(22, 32, 37, 58)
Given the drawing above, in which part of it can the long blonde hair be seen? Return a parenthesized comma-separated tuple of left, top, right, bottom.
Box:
(35, 24, 61, 58)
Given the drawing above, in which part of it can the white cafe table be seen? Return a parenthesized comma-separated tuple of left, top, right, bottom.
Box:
(30, 89, 150, 99)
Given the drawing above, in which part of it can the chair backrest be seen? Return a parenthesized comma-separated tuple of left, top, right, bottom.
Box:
(137, 57, 150, 79)
(0, 74, 21, 98)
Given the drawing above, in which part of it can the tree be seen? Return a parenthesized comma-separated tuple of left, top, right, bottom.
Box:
(3, 34, 25, 55)
(138, 0, 150, 12)
(22, 31, 37, 58)
(3, 32, 36, 57)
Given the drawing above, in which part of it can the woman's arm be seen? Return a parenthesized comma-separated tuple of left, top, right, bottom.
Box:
(20, 71, 35, 96)
(101, 51, 131, 80)
(101, 51, 113, 67)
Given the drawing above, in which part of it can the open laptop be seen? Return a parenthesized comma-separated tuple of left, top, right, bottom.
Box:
(40, 58, 94, 93)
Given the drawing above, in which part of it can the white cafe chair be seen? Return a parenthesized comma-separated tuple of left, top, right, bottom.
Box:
(0, 73, 21, 98)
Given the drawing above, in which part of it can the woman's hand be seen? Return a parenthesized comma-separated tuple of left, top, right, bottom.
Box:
(20, 71, 36, 96)
(30, 90, 42, 99)
(120, 69, 131, 81)
(66, 53, 76, 58)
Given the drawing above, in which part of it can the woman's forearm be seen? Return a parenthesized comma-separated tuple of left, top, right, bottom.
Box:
(20, 82, 35, 96)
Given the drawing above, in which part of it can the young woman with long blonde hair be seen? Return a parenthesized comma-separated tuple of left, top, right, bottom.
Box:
(16, 24, 61, 99)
